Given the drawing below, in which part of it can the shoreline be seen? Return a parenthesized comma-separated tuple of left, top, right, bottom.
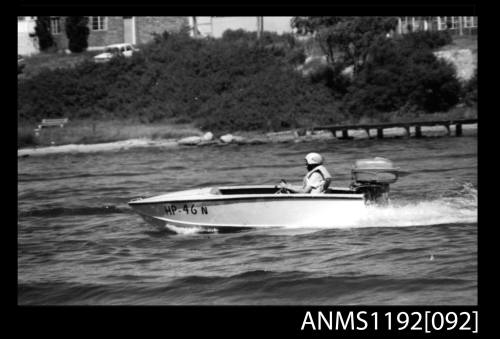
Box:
(18, 124, 477, 158)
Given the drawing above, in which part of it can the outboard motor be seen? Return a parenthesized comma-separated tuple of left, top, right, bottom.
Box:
(350, 157, 399, 205)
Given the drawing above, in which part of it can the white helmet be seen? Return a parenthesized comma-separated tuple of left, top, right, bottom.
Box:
(305, 152, 324, 165)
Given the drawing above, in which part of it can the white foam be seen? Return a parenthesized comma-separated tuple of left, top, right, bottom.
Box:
(331, 185, 475, 229)
(164, 224, 218, 235)
(352, 198, 477, 228)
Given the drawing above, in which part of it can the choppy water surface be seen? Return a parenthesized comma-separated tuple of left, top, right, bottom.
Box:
(18, 137, 477, 305)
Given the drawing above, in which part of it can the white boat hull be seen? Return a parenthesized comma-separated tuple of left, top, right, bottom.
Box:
(129, 186, 367, 229)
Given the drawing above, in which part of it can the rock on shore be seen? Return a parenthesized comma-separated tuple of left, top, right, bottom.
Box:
(220, 134, 245, 144)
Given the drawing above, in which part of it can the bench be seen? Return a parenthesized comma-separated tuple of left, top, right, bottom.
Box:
(36, 118, 69, 129)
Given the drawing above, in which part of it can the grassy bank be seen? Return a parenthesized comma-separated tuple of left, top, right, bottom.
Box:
(18, 105, 476, 149)
(18, 119, 203, 148)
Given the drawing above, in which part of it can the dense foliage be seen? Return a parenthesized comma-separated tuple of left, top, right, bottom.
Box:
(65, 17, 90, 53)
(293, 17, 463, 117)
(19, 22, 474, 133)
(342, 32, 461, 116)
(18, 31, 341, 131)
(292, 16, 398, 72)
(462, 69, 477, 106)
(399, 29, 453, 50)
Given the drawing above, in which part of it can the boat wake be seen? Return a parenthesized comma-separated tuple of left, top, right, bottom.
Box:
(270, 200, 476, 233)
(353, 196, 476, 228)
(290, 184, 477, 230)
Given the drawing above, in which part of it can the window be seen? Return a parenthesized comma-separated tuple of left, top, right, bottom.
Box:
(437, 17, 449, 30)
(50, 17, 61, 34)
(90, 16, 107, 31)
(450, 17, 458, 29)
(464, 16, 471, 28)
(464, 16, 477, 28)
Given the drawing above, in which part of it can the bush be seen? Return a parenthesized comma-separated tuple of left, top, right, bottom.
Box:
(18, 31, 335, 132)
(221, 29, 258, 43)
(405, 59, 461, 112)
(308, 64, 351, 98)
(18, 130, 38, 149)
(195, 69, 343, 131)
(398, 30, 453, 51)
(343, 35, 461, 117)
(462, 69, 477, 106)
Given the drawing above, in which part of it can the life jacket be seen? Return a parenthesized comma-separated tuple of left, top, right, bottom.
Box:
(303, 165, 332, 193)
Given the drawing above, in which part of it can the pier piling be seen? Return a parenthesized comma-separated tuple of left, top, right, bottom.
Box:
(415, 126, 422, 138)
(444, 124, 451, 136)
(364, 128, 371, 138)
(404, 126, 411, 138)
(377, 128, 384, 139)
(314, 119, 476, 140)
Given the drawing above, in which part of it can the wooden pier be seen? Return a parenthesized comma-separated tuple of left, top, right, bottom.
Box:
(312, 118, 477, 139)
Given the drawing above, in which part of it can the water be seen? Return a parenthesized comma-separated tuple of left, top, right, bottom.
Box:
(18, 136, 477, 305)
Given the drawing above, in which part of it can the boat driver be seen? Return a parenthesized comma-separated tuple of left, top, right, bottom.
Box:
(278, 153, 332, 194)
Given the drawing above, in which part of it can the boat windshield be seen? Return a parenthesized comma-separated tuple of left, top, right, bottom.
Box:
(212, 186, 357, 195)
(217, 187, 279, 195)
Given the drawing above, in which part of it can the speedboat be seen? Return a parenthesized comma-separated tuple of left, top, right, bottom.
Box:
(128, 157, 400, 231)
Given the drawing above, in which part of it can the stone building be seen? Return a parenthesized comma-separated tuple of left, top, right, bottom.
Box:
(49, 16, 188, 51)
(397, 16, 478, 35)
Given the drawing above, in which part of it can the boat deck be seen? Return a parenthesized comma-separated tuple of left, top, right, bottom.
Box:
(129, 185, 364, 205)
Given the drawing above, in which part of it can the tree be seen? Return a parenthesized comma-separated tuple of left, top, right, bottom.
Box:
(291, 16, 342, 35)
(31, 17, 54, 51)
(292, 17, 398, 74)
(65, 16, 90, 53)
(292, 17, 461, 115)
(343, 34, 461, 116)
